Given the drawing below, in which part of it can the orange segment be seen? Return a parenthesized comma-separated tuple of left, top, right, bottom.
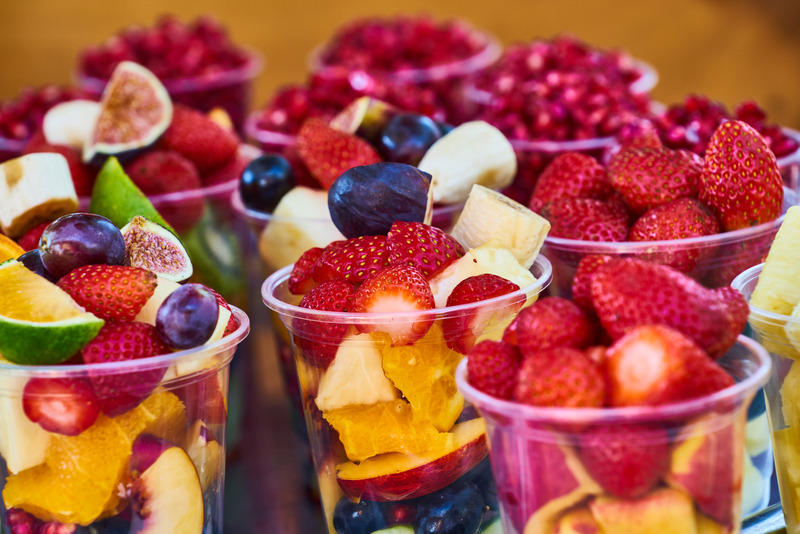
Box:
(0, 261, 87, 322)
(0, 234, 24, 262)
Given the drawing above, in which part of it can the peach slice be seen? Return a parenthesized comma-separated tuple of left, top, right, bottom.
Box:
(182, 419, 224, 492)
(588, 487, 697, 534)
(553, 505, 600, 533)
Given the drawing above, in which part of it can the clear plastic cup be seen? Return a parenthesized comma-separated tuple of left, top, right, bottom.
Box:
(732, 264, 800, 532)
(0, 307, 249, 532)
(456, 335, 771, 534)
(778, 128, 800, 192)
(262, 255, 552, 533)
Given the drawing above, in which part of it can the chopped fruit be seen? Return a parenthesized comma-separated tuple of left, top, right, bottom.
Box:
(542, 197, 629, 241)
(590, 257, 748, 359)
(15, 221, 49, 252)
(750, 205, 800, 315)
(182, 420, 224, 492)
(57, 264, 158, 322)
(296, 117, 382, 189)
(125, 149, 202, 195)
(0, 233, 25, 261)
(605, 325, 734, 407)
(698, 120, 783, 231)
(40, 212, 127, 279)
(155, 283, 219, 349)
(41, 99, 100, 150)
(239, 153, 296, 213)
(133, 276, 182, 325)
(288, 246, 324, 294)
(22, 376, 100, 435)
(442, 273, 523, 354)
(174, 371, 228, 425)
(514, 347, 605, 408)
(529, 152, 612, 212)
(121, 215, 193, 283)
(387, 220, 464, 279)
(0, 260, 104, 365)
(553, 506, 601, 534)
(352, 264, 435, 346)
(377, 112, 442, 166)
(514, 297, 597, 357)
(466, 340, 521, 400)
(295, 279, 356, 367)
(313, 234, 390, 283)
(24, 128, 96, 197)
(158, 104, 239, 172)
(570, 254, 612, 312)
(588, 487, 698, 534)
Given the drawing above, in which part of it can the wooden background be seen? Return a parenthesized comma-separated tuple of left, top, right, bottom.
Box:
(1, 0, 799, 128)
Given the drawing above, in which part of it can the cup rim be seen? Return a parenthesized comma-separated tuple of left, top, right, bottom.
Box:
(261, 255, 553, 322)
(455, 334, 771, 425)
(777, 127, 800, 169)
(0, 307, 249, 378)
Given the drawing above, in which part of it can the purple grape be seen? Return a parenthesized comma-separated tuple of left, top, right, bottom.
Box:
(39, 213, 126, 279)
(377, 113, 442, 166)
(155, 283, 219, 349)
(18, 249, 59, 283)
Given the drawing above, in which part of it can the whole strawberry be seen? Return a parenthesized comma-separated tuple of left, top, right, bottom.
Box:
(387, 221, 464, 279)
(514, 347, 605, 408)
(513, 297, 597, 356)
(541, 197, 628, 241)
(313, 235, 390, 283)
(159, 104, 240, 172)
(295, 279, 356, 368)
(466, 340, 521, 399)
(528, 152, 612, 213)
(57, 264, 157, 322)
(570, 255, 612, 312)
(698, 120, 783, 231)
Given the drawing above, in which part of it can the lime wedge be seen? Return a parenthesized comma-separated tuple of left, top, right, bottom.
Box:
(89, 157, 174, 233)
(0, 261, 104, 364)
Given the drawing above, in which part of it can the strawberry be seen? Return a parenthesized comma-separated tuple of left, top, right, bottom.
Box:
(313, 235, 390, 284)
(296, 117, 382, 189)
(466, 340, 521, 400)
(513, 347, 605, 408)
(605, 324, 734, 406)
(607, 145, 702, 214)
(125, 149, 202, 195)
(159, 104, 240, 172)
(628, 197, 721, 273)
(442, 274, 522, 354)
(57, 265, 157, 322)
(514, 297, 597, 357)
(289, 246, 325, 294)
(22, 376, 99, 436)
(571, 254, 612, 312)
(351, 264, 435, 345)
(81, 322, 170, 416)
(201, 150, 251, 187)
(23, 129, 95, 196)
(387, 221, 465, 278)
(16, 221, 50, 251)
(702, 232, 774, 288)
(540, 198, 628, 241)
(698, 120, 783, 231)
(578, 423, 670, 498)
(528, 152, 612, 213)
(295, 279, 356, 367)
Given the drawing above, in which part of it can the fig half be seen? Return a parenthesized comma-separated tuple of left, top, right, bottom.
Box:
(121, 216, 193, 282)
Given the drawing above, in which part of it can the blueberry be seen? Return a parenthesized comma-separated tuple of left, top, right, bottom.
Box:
(239, 153, 296, 213)
(333, 497, 387, 534)
(378, 113, 442, 166)
(415, 482, 485, 534)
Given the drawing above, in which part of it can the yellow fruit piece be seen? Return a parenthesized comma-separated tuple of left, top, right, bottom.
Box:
(781, 361, 800, 428)
(379, 325, 464, 431)
(0, 234, 24, 262)
(3, 391, 186, 525)
(751, 205, 800, 315)
(323, 399, 453, 462)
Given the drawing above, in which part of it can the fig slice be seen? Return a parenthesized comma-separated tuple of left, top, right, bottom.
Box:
(122, 215, 193, 282)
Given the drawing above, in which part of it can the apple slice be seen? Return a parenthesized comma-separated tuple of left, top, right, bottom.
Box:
(129, 434, 204, 534)
(588, 487, 698, 534)
(183, 419, 224, 492)
(336, 418, 487, 501)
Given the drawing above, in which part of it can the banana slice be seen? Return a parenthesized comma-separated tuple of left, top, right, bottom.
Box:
(451, 184, 550, 269)
(42, 99, 101, 149)
(0, 153, 78, 238)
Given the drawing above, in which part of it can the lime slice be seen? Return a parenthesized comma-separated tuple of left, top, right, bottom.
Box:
(89, 157, 174, 232)
(0, 261, 104, 364)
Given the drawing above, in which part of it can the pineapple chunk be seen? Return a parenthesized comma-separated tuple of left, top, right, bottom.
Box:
(751, 206, 800, 315)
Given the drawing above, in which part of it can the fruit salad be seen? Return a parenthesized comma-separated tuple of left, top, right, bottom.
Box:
(732, 206, 800, 532)
(76, 14, 261, 132)
(263, 172, 552, 534)
(458, 257, 771, 534)
(0, 190, 249, 532)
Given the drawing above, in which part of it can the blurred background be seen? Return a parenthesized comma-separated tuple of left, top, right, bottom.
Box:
(1, 0, 799, 127)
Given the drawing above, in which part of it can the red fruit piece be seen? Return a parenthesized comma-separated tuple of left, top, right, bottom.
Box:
(201, 149, 250, 187)
(202, 284, 239, 337)
(23, 129, 95, 196)
(295, 279, 356, 368)
(125, 149, 202, 195)
(159, 104, 240, 172)
(605, 324, 734, 406)
(81, 322, 170, 416)
(387, 221, 465, 279)
(442, 274, 522, 354)
(514, 297, 597, 357)
(296, 117, 382, 189)
(570, 255, 612, 312)
(528, 152, 612, 213)
(351, 264, 435, 346)
(289, 246, 325, 294)
(466, 339, 521, 400)
(22, 376, 99, 436)
(541, 198, 629, 241)
(16, 221, 50, 251)
(57, 264, 157, 322)
(590, 257, 748, 359)
(698, 120, 783, 231)
(514, 346, 605, 408)
(176, 371, 227, 425)
(607, 146, 702, 214)
(628, 197, 721, 273)
(702, 232, 774, 289)
(578, 423, 670, 499)
(313, 235, 390, 284)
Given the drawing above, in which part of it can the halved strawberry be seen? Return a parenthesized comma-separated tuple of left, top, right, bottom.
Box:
(442, 273, 522, 354)
(22, 376, 99, 436)
(296, 117, 382, 189)
(81, 322, 170, 416)
(466, 339, 521, 400)
(513, 346, 605, 408)
(57, 264, 157, 322)
(605, 324, 734, 407)
(295, 279, 356, 368)
(351, 264, 435, 346)
(528, 152, 612, 213)
(387, 221, 465, 279)
(514, 297, 597, 357)
(289, 246, 325, 294)
(313, 235, 390, 284)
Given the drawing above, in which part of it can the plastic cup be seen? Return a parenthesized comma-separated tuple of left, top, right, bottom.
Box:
(262, 255, 552, 533)
(0, 307, 249, 532)
(456, 335, 771, 534)
(778, 128, 800, 192)
(732, 264, 800, 532)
